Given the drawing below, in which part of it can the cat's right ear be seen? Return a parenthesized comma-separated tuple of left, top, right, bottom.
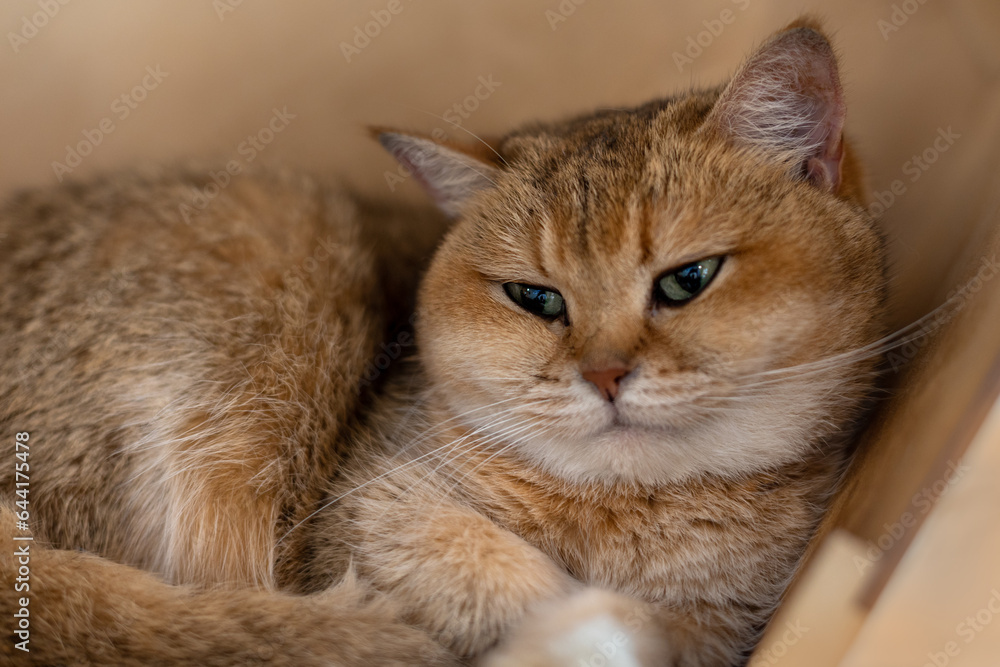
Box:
(373, 129, 503, 218)
(701, 19, 847, 193)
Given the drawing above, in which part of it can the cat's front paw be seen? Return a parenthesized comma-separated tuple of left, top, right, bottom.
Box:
(480, 588, 667, 667)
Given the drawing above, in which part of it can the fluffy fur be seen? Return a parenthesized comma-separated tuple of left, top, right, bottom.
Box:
(1, 20, 885, 666)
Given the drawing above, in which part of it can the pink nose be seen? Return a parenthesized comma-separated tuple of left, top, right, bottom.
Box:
(582, 366, 631, 402)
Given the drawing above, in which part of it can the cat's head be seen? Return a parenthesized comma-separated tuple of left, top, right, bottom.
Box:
(378, 21, 886, 486)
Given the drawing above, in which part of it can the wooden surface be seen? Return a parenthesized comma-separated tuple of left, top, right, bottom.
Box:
(841, 397, 1000, 666)
(826, 210, 1000, 604)
(754, 391, 1000, 666)
(748, 530, 869, 667)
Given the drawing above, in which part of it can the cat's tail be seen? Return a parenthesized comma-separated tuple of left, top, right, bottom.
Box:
(0, 504, 458, 666)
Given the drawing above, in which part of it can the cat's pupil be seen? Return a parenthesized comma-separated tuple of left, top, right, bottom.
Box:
(656, 256, 723, 306)
(503, 282, 565, 320)
(675, 266, 704, 294)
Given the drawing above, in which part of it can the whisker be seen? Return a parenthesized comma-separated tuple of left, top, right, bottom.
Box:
(408, 106, 511, 168)
(724, 305, 952, 395)
(277, 398, 556, 544)
(425, 421, 551, 517)
(381, 396, 532, 460)
(361, 415, 547, 531)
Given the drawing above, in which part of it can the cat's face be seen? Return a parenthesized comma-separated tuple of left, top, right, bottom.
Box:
(387, 24, 886, 485)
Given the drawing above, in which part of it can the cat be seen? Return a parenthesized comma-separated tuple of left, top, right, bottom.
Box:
(1, 18, 886, 666)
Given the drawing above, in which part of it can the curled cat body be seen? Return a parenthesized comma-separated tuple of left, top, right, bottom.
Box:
(1, 20, 885, 667)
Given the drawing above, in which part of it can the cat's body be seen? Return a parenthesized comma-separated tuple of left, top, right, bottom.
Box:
(0, 168, 460, 665)
(2, 22, 885, 666)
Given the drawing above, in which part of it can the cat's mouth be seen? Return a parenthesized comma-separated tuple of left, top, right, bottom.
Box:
(607, 414, 687, 434)
(595, 406, 677, 438)
(591, 388, 723, 435)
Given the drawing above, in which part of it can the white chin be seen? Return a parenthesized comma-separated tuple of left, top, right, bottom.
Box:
(513, 417, 802, 487)
(515, 425, 694, 486)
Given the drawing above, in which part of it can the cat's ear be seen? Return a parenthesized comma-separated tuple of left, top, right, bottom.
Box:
(373, 129, 502, 218)
(702, 20, 846, 193)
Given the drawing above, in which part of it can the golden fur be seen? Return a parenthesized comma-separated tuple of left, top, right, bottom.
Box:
(1, 20, 885, 665)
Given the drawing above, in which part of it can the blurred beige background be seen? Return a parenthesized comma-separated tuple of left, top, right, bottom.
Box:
(1, 0, 998, 328)
(3, 2, 999, 665)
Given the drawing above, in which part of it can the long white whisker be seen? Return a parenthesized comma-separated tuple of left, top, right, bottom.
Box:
(360, 415, 548, 531)
(277, 398, 556, 545)
(408, 106, 511, 168)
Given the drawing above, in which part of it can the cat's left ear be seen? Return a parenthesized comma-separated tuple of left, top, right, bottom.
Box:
(702, 20, 846, 193)
(373, 129, 503, 218)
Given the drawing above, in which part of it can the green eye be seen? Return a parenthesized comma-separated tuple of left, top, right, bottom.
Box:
(503, 282, 566, 320)
(656, 256, 723, 306)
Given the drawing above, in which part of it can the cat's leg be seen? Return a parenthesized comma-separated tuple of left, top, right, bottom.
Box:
(332, 482, 594, 658)
(0, 503, 458, 666)
(335, 486, 752, 665)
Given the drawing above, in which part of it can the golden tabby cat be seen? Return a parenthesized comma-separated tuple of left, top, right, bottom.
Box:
(1, 20, 885, 666)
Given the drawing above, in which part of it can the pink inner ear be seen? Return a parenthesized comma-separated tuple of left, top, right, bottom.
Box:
(384, 140, 452, 210)
(708, 27, 846, 193)
(806, 131, 843, 192)
(378, 132, 499, 218)
(795, 46, 846, 192)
